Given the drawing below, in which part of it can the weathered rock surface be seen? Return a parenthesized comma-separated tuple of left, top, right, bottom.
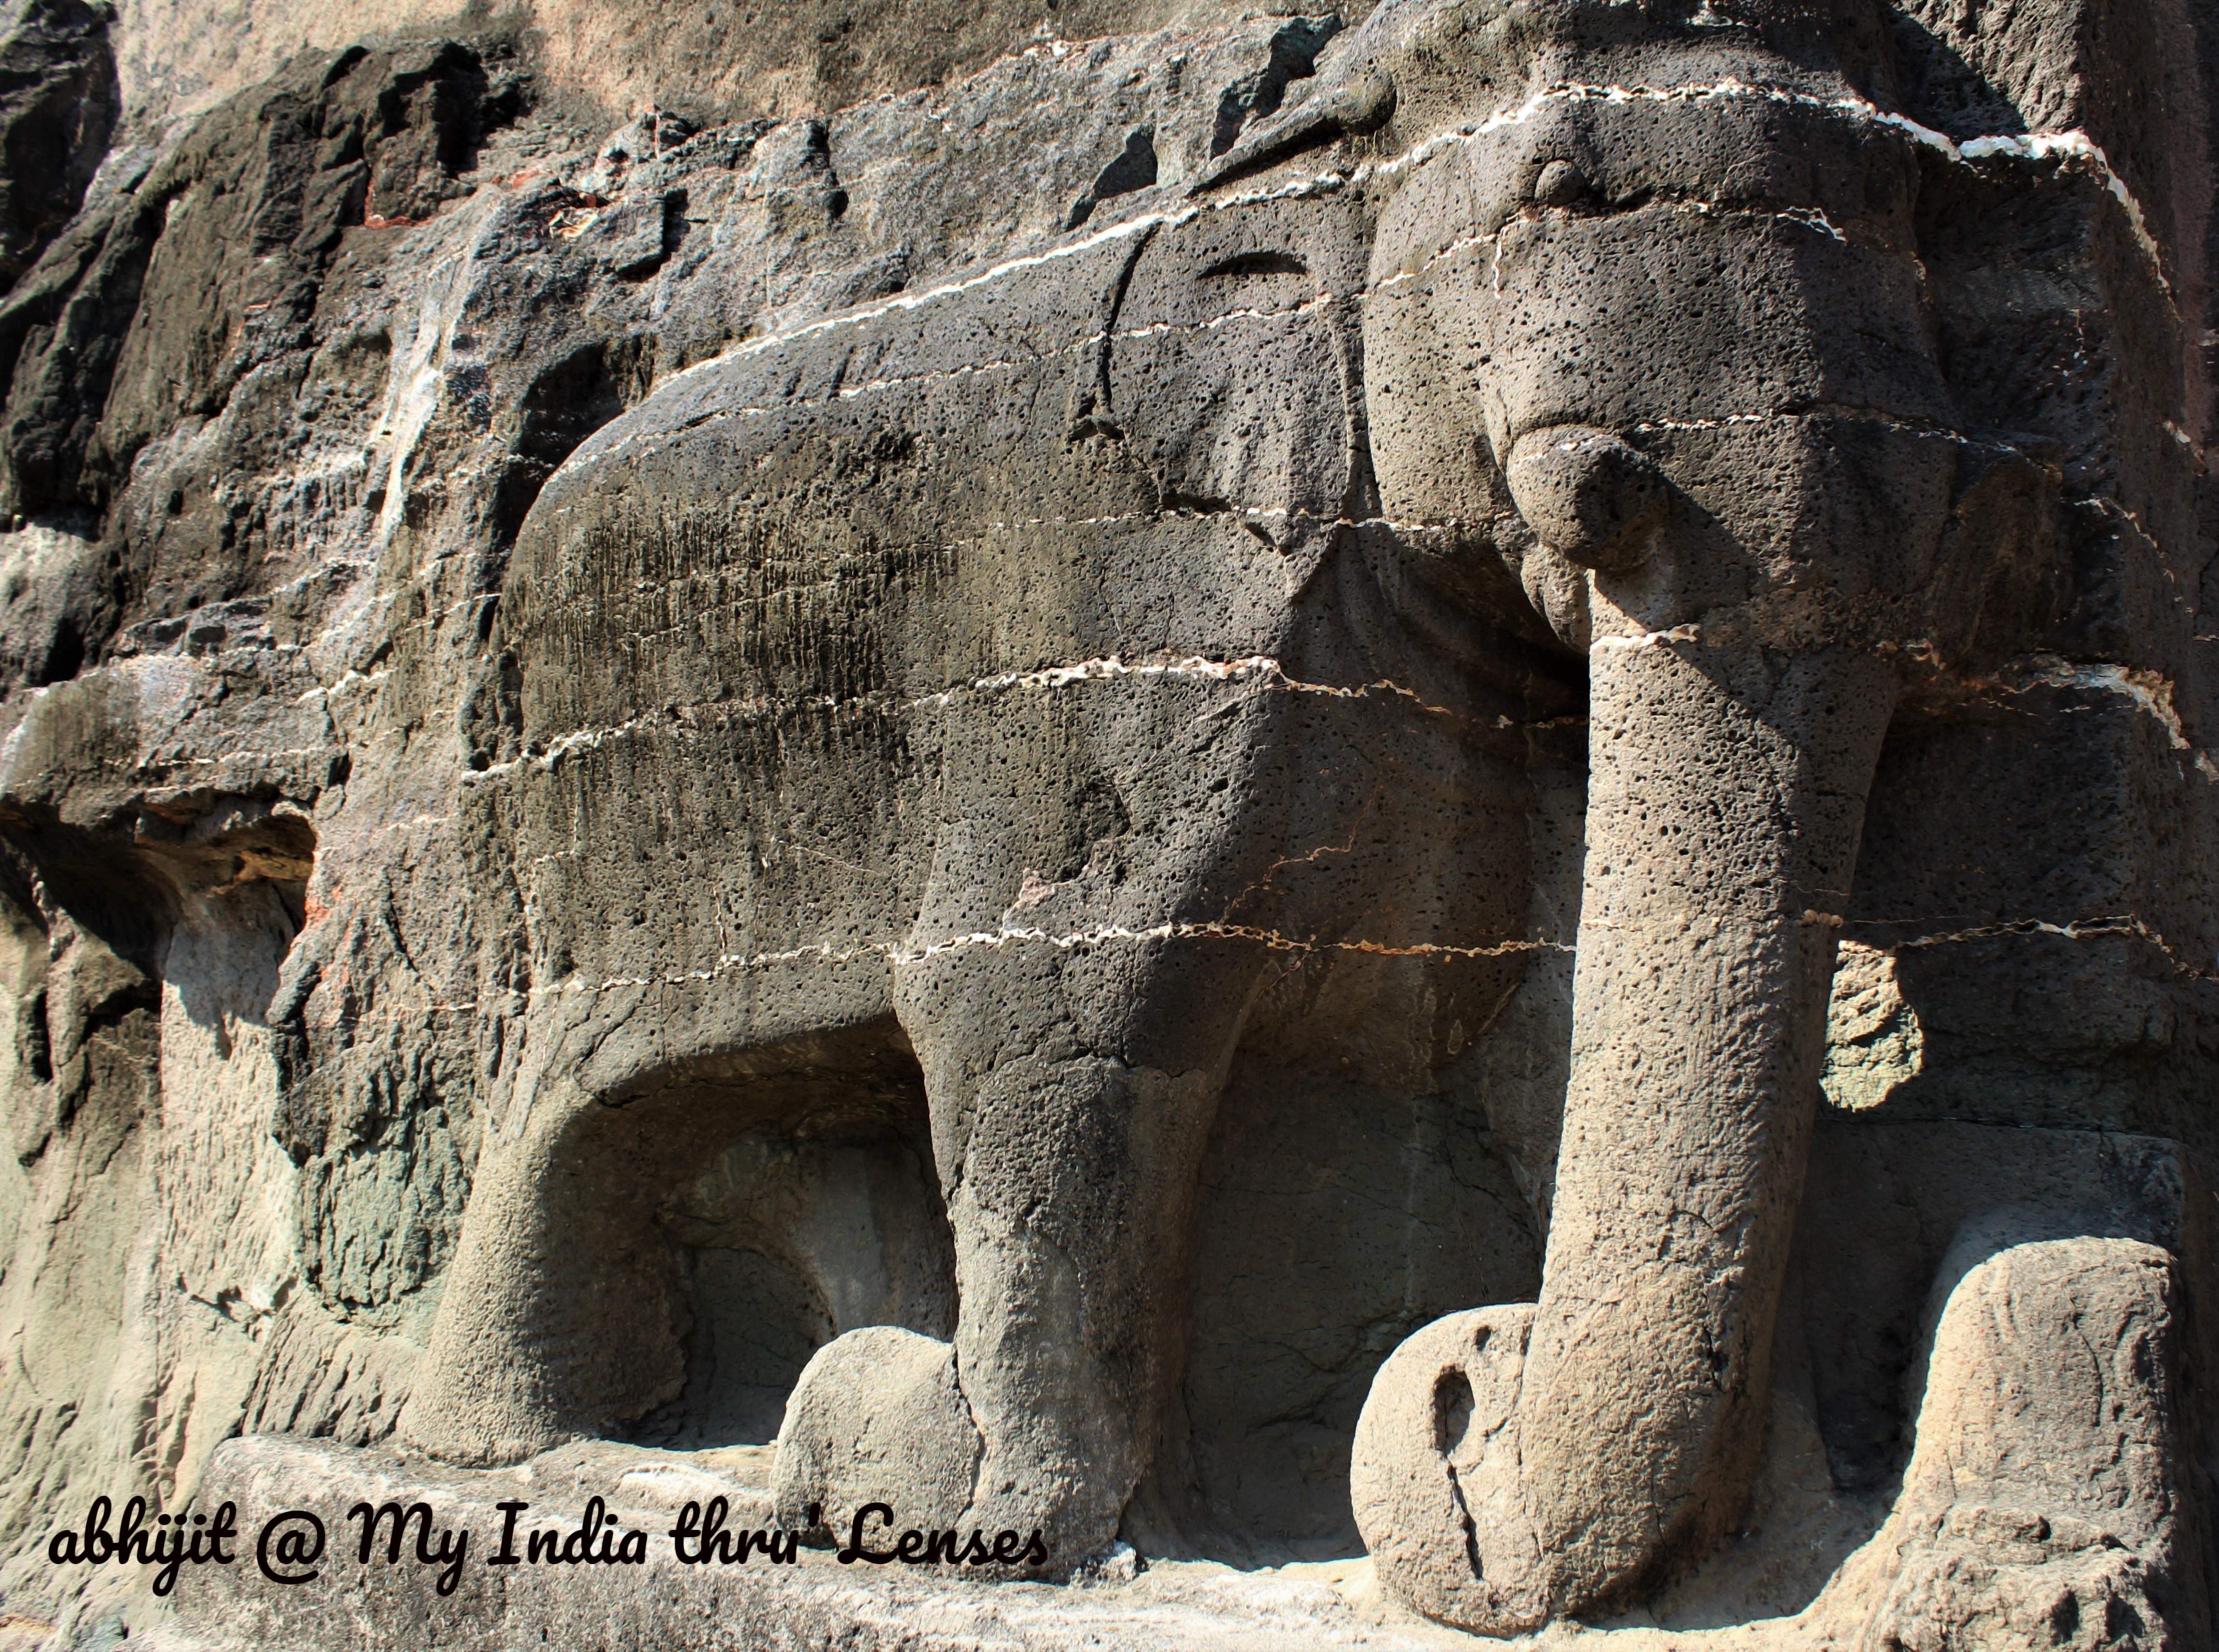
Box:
(0, 0, 2213, 1647)
(1812, 1226, 2204, 1650)
(0, 0, 115, 294)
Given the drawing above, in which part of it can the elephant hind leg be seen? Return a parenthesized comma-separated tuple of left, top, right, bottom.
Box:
(403, 1017, 948, 1466)
(774, 932, 1265, 1570)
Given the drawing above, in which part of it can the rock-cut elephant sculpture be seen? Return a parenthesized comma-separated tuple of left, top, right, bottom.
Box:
(398, 0, 2072, 1627)
(401, 96, 1574, 1569)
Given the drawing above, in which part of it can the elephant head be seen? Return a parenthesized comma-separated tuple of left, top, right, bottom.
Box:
(1206, 0, 2057, 1630)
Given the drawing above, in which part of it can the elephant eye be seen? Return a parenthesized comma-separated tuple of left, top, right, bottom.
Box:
(1531, 159, 1591, 208)
(1200, 250, 1308, 279)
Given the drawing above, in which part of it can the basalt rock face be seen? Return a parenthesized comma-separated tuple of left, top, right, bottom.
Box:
(0, 0, 2215, 1649)
(0, 0, 116, 295)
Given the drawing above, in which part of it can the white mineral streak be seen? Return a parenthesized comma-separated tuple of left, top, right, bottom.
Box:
(569, 78, 2172, 495)
(893, 918, 1567, 965)
(578, 289, 1346, 446)
(316, 894, 2212, 1033)
(906, 652, 1288, 704)
(318, 924, 1570, 1025)
(1589, 624, 1702, 651)
(1628, 406, 1959, 440)
(570, 89, 2175, 512)
(2044, 662, 2192, 748)
(1865, 912, 2217, 980)
(468, 651, 1532, 779)
(2042, 660, 2219, 779)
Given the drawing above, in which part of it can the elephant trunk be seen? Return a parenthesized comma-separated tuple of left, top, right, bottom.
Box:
(1523, 635, 1896, 1600)
(1355, 634, 1897, 1630)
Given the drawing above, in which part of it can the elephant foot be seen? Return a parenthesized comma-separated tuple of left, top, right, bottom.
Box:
(1811, 1228, 2193, 1648)
(1351, 1304, 1550, 1636)
(772, 1326, 984, 1548)
(773, 1323, 1131, 1577)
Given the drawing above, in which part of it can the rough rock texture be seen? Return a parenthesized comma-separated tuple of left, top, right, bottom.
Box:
(0, 0, 116, 294)
(105, 0, 1377, 143)
(0, 0, 2215, 1647)
(1811, 1225, 2205, 1649)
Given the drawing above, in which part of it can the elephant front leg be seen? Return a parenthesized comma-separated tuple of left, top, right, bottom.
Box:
(773, 927, 1262, 1569)
(1354, 639, 1900, 1630)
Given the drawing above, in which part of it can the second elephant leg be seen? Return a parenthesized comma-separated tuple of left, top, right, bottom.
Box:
(774, 928, 1262, 1568)
(913, 932, 1260, 1560)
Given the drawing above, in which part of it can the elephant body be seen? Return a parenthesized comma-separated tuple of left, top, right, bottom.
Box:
(402, 184, 1576, 1559)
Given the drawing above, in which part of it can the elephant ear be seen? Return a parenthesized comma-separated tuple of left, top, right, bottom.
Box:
(1106, 195, 1369, 544)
